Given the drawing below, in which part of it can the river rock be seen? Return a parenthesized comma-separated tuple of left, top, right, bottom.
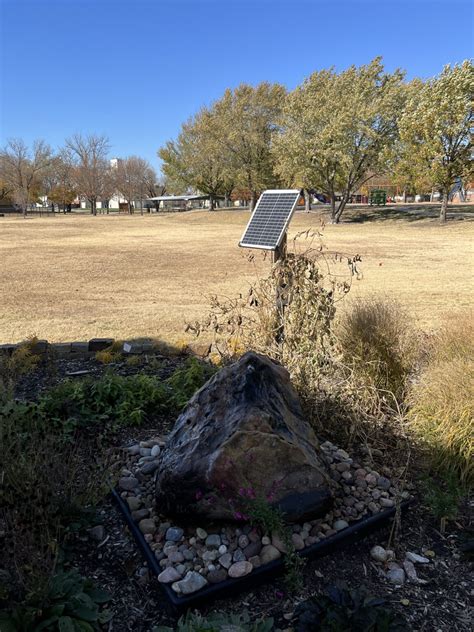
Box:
(155, 353, 333, 522)
(172, 571, 208, 594)
(158, 567, 182, 583)
(260, 544, 281, 564)
(228, 561, 253, 578)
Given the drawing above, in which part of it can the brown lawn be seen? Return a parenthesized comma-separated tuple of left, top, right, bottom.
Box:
(0, 205, 472, 344)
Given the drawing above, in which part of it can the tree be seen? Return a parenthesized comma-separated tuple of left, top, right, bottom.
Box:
(114, 156, 156, 213)
(159, 106, 233, 210)
(66, 134, 110, 215)
(0, 139, 53, 216)
(212, 82, 286, 210)
(399, 60, 474, 222)
(274, 58, 405, 223)
(44, 149, 77, 212)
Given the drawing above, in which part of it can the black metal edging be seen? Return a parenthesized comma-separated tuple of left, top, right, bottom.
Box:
(112, 489, 412, 612)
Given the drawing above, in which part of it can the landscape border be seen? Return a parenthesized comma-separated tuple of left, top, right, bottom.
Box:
(112, 489, 412, 613)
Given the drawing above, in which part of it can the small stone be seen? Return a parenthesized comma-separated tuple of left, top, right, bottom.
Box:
(218, 553, 232, 569)
(380, 498, 395, 508)
(333, 520, 349, 531)
(166, 527, 184, 542)
(158, 567, 182, 583)
(140, 461, 160, 476)
(403, 560, 427, 585)
(89, 525, 105, 542)
(249, 555, 261, 568)
(377, 476, 391, 490)
(244, 541, 262, 558)
(202, 550, 218, 562)
(271, 532, 288, 553)
(228, 561, 253, 578)
(139, 447, 152, 457)
(196, 527, 208, 540)
(218, 544, 228, 555)
(205, 534, 221, 548)
(354, 468, 367, 478)
(291, 533, 305, 551)
(259, 544, 281, 564)
(167, 551, 185, 563)
(207, 568, 228, 583)
(261, 536, 271, 545)
(335, 449, 350, 460)
(238, 534, 249, 548)
(336, 462, 351, 472)
(127, 444, 141, 456)
(370, 545, 388, 563)
(126, 497, 142, 511)
(423, 549, 436, 558)
(365, 473, 377, 486)
(406, 551, 430, 564)
(386, 567, 405, 586)
(138, 519, 156, 535)
(173, 570, 208, 594)
(233, 548, 246, 562)
(151, 444, 160, 457)
(131, 508, 150, 522)
(118, 477, 139, 491)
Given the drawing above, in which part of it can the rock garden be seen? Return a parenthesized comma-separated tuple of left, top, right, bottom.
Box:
(0, 265, 472, 631)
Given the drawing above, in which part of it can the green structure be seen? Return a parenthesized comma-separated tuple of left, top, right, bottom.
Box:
(369, 190, 387, 206)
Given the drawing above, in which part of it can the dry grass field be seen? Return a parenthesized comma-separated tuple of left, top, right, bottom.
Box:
(0, 204, 472, 344)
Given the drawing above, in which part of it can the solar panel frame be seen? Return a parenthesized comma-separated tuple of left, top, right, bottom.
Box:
(239, 189, 301, 250)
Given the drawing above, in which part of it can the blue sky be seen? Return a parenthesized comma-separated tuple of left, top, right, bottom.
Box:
(1, 0, 472, 171)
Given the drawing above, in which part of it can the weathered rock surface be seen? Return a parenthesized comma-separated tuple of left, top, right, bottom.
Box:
(155, 352, 333, 522)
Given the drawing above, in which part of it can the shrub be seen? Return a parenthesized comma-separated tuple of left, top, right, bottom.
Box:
(336, 298, 417, 402)
(165, 357, 217, 410)
(294, 583, 408, 631)
(0, 399, 113, 595)
(39, 372, 170, 434)
(0, 569, 112, 632)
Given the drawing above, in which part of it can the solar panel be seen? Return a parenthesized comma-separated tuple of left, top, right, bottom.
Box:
(239, 189, 301, 250)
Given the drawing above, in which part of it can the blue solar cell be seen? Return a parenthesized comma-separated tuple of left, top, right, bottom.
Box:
(239, 190, 301, 250)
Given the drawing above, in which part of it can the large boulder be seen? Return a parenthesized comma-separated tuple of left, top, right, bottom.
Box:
(155, 352, 334, 522)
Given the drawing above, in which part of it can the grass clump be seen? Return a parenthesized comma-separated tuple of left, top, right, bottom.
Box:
(408, 312, 473, 485)
(154, 609, 274, 632)
(0, 337, 40, 400)
(337, 298, 417, 402)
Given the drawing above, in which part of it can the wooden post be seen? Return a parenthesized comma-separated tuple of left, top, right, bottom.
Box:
(273, 233, 287, 346)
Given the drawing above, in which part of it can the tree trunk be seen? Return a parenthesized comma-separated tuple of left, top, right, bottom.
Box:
(209, 194, 215, 211)
(334, 195, 349, 224)
(304, 189, 311, 212)
(224, 193, 230, 208)
(430, 189, 435, 203)
(440, 191, 448, 222)
(128, 201, 132, 214)
(402, 189, 407, 203)
(330, 194, 336, 223)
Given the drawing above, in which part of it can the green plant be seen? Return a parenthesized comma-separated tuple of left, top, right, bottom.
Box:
(294, 583, 408, 631)
(153, 609, 274, 632)
(422, 470, 466, 525)
(408, 313, 473, 485)
(38, 372, 170, 434)
(337, 298, 416, 402)
(0, 569, 112, 631)
(165, 357, 216, 410)
(94, 349, 119, 364)
(236, 493, 306, 592)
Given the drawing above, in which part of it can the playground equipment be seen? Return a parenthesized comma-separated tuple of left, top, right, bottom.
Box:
(369, 189, 387, 206)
